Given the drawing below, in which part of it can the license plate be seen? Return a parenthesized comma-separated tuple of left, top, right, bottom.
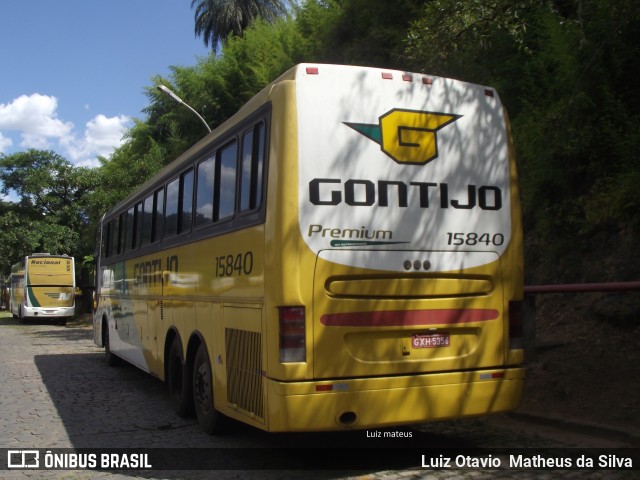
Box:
(412, 333, 450, 349)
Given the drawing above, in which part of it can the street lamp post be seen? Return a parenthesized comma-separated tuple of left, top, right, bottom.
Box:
(156, 85, 211, 133)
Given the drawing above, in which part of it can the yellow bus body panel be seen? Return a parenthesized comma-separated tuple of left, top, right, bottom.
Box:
(265, 368, 524, 432)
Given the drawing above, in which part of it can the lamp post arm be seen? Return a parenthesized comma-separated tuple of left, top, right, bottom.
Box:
(156, 85, 211, 133)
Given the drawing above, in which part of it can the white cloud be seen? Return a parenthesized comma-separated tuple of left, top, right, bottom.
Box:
(20, 132, 51, 150)
(63, 113, 131, 166)
(0, 93, 130, 166)
(0, 132, 12, 153)
(86, 114, 130, 154)
(0, 94, 73, 149)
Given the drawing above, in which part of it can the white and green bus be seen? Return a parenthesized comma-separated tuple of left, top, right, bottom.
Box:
(10, 253, 76, 325)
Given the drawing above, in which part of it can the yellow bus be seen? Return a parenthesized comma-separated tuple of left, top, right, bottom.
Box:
(10, 253, 76, 325)
(93, 63, 524, 434)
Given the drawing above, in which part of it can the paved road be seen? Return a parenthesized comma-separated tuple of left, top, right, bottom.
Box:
(0, 312, 636, 479)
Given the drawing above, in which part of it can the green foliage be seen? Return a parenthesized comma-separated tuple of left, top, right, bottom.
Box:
(0, 150, 96, 273)
(0, 208, 78, 274)
(294, 0, 423, 68)
(4, 0, 637, 284)
(91, 128, 168, 214)
(405, 0, 640, 279)
(89, 10, 310, 229)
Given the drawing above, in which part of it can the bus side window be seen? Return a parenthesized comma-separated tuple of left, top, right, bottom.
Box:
(165, 178, 180, 237)
(141, 194, 153, 246)
(108, 217, 120, 256)
(240, 122, 265, 212)
(103, 222, 111, 258)
(153, 188, 164, 243)
(217, 140, 237, 220)
(134, 201, 143, 249)
(179, 169, 194, 234)
(196, 155, 215, 226)
(114, 216, 123, 256)
(125, 206, 135, 252)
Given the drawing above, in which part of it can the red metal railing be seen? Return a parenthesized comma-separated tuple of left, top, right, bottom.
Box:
(524, 281, 640, 294)
(522, 281, 640, 359)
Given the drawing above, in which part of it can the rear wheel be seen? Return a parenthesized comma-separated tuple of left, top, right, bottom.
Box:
(193, 343, 227, 434)
(167, 337, 194, 417)
(103, 319, 120, 366)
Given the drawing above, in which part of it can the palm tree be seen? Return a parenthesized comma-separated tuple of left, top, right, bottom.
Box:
(191, 0, 287, 51)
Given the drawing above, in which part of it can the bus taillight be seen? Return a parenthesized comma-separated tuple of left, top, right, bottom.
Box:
(278, 307, 306, 363)
(508, 300, 523, 349)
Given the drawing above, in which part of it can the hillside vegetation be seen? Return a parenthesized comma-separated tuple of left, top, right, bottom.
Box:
(1, 0, 639, 291)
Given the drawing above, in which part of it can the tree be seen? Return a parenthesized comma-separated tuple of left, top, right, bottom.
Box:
(0, 150, 99, 272)
(303, 0, 423, 68)
(191, 0, 287, 51)
(404, 0, 640, 282)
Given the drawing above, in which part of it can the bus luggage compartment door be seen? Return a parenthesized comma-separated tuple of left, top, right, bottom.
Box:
(312, 250, 505, 379)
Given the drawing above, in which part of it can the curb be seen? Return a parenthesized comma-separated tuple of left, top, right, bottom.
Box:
(507, 411, 640, 447)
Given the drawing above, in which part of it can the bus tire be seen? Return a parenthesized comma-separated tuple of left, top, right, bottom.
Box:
(103, 320, 120, 366)
(193, 343, 227, 434)
(167, 338, 194, 418)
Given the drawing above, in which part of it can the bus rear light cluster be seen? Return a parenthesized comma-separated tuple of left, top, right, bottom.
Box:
(279, 306, 306, 362)
(305, 66, 435, 86)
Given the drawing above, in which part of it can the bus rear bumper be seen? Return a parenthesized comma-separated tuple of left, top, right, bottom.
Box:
(265, 367, 524, 432)
(22, 306, 75, 318)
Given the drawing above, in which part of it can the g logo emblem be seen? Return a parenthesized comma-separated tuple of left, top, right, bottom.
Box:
(345, 109, 461, 165)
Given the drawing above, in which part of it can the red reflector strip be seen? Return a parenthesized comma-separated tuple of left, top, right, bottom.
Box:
(480, 372, 505, 380)
(320, 309, 499, 327)
(315, 383, 348, 392)
(381, 72, 393, 80)
(402, 74, 412, 82)
(306, 67, 319, 75)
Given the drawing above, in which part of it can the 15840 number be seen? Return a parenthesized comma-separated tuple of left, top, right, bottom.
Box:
(215, 252, 254, 277)
(446, 232, 504, 246)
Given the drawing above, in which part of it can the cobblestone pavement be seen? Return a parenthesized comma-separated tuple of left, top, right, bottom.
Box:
(0, 313, 636, 479)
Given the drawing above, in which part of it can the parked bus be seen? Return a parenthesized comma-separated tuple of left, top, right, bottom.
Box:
(10, 253, 76, 325)
(93, 63, 524, 434)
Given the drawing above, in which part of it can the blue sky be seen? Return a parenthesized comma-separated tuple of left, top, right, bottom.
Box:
(0, 0, 211, 168)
